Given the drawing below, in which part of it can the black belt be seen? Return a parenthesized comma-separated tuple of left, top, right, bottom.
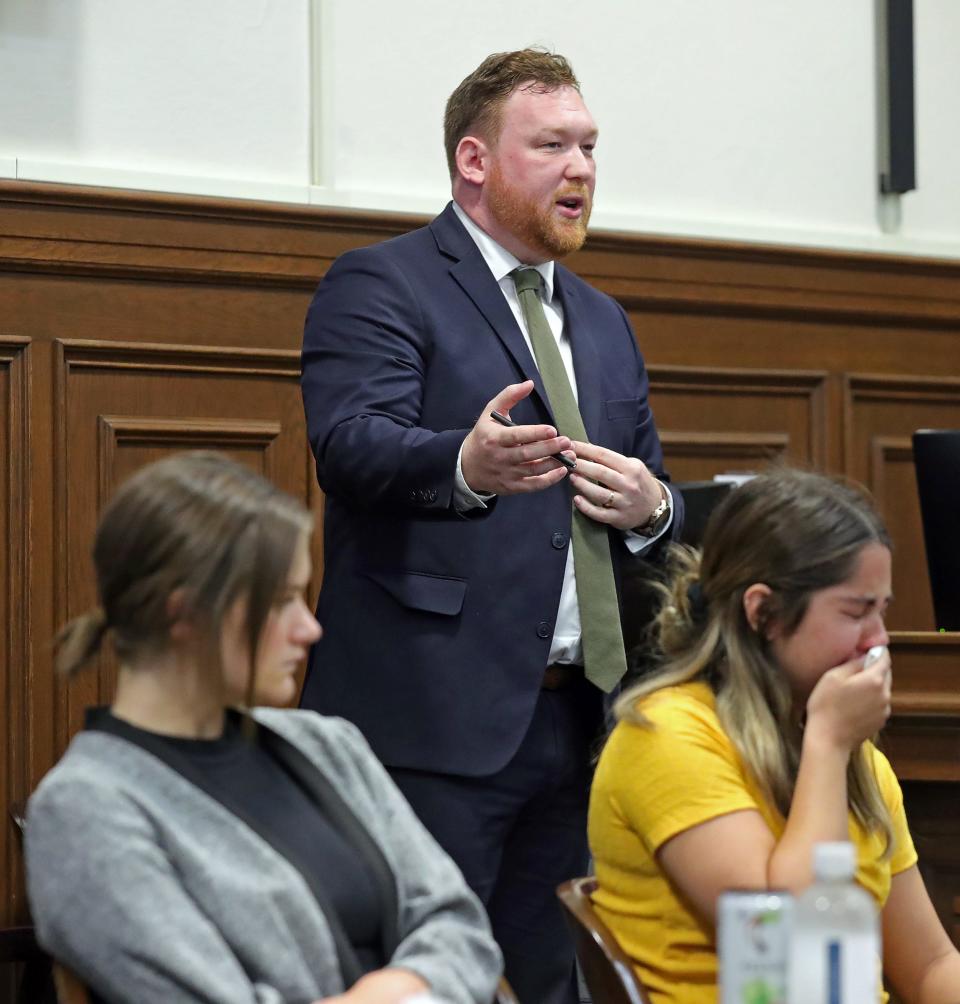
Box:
(542, 663, 585, 691)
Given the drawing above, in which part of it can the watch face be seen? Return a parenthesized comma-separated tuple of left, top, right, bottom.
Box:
(640, 493, 670, 536)
(650, 506, 671, 535)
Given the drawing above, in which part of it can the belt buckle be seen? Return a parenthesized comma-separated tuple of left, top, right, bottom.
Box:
(542, 663, 581, 691)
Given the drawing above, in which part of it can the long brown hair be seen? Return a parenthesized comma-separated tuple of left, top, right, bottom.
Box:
(55, 452, 312, 705)
(616, 467, 894, 852)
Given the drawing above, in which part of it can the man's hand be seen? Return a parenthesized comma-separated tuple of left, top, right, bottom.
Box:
(568, 440, 663, 530)
(461, 381, 574, 495)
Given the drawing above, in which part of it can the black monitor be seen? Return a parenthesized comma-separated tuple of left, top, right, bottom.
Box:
(676, 480, 734, 548)
(913, 429, 960, 631)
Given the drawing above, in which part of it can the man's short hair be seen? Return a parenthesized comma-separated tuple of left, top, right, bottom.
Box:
(443, 48, 580, 181)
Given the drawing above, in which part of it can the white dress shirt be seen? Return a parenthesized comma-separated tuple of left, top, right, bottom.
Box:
(450, 201, 670, 666)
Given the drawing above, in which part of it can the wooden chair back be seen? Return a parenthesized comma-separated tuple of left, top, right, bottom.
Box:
(556, 876, 650, 1004)
(495, 975, 520, 1003)
(0, 923, 55, 1004)
(52, 963, 91, 1004)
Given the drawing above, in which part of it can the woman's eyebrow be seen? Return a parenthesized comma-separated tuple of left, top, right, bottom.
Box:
(837, 593, 894, 608)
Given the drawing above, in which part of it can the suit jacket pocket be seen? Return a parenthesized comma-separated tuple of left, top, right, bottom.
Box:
(364, 570, 467, 616)
(605, 398, 641, 421)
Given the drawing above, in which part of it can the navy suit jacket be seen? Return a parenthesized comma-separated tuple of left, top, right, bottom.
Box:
(300, 203, 681, 777)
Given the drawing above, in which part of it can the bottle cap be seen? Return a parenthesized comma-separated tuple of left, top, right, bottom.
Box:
(813, 841, 856, 881)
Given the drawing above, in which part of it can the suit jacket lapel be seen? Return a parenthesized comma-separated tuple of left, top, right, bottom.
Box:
(430, 205, 555, 421)
(555, 267, 604, 444)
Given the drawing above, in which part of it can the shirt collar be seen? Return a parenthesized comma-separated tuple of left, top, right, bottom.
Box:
(451, 201, 556, 304)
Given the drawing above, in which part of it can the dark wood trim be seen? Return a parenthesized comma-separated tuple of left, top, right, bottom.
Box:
(1, 181, 960, 330)
(58, 339, 301, 377)
(0, 337, 30, 922)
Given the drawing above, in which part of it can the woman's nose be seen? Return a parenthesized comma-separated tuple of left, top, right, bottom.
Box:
(861, 617, 889, 651)
(295, 601, 322, 643)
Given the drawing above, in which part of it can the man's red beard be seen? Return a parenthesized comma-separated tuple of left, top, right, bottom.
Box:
(486, 163, 592, 260)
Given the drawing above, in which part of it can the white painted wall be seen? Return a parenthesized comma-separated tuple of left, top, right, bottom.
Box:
(0, 0, 312, 201)
(1, 0, 958, 256)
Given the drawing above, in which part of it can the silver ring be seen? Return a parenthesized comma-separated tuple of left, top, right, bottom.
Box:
(602, 492, 615, 509)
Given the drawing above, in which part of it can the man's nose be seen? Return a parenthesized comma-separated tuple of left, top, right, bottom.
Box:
(564, 147, 594, 180)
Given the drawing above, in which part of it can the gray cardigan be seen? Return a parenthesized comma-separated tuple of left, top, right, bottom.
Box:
(25, 708, 501, 1004)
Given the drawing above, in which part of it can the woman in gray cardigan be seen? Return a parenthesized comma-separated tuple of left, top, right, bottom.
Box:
(25, 452, 502, 1004)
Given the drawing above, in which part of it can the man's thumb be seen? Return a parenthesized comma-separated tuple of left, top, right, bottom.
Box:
(490, 380, 535, 418)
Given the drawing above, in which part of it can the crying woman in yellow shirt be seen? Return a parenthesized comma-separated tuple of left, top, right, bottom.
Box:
(588, 469, 960, 1004)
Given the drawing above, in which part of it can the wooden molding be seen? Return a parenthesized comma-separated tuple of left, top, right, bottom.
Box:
(0, 180, 959, 331)
(650, 364, 829, 391)
(57, 339, 301, 378)
(0, 337, 30, 921)
(844, 372, 960, 481)
(869, 436, 914, 512)
(97, 416, 285, 498)
(650, 365, 828, 468)
(847, 371, 960, 401)
(659, 429, 790, 460)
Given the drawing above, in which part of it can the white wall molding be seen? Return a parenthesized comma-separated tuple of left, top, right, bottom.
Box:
(15, 159, 312, 206)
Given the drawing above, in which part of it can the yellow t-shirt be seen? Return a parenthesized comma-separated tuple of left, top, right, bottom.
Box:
(588, 681, 917, 1004)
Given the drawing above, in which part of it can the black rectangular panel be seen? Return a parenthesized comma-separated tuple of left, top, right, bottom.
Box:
(880, 0, 916, 194)
(913, 430, 960, 631)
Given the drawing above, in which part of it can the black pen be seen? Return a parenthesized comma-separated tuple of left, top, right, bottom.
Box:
(490, 411, 577, 471)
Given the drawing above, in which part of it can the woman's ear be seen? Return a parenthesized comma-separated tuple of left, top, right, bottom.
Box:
(165, 588, 193, 644)
(742, 583, 775, 637)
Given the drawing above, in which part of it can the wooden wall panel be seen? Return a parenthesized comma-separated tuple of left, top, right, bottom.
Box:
(2, 179, 960, 953)
(0, 338, 29, 929)
(54, 340, 308, 744)
(844, 375, 960, 632)
(649, 365, 828, 480)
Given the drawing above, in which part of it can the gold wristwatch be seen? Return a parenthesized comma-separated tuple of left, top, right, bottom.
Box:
(636, 480, 671, 537)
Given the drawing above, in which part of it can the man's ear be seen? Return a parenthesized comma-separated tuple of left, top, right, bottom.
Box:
(742, 583, 775, 637)
(454, 135, 488, 185)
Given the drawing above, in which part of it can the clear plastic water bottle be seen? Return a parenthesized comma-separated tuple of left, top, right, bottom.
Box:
(788, 842, 880, 1004)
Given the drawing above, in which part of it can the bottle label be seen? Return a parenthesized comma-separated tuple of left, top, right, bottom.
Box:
(827, 941, 841, 1004)
(825, 935, 876, 1003)
(718, 892, 793, 1004)
(790, 930, 878, 1003)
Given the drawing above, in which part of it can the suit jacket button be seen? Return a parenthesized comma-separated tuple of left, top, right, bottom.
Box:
(551, 531, 567, 549)
(536, 621, 552, 639)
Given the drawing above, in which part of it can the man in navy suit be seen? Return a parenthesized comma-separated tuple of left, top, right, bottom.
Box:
(300, 49, 681, 1004)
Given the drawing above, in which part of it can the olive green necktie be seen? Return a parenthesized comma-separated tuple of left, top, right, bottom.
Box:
(511, 267, 628, 693)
